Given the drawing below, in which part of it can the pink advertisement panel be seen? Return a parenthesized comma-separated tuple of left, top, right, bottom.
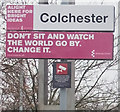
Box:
(7, 5, 33, 30)
(6, 32, 113, 59)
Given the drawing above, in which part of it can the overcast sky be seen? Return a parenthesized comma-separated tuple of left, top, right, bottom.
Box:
(75, 0, 119, 5)
(76, 0, 119, 2)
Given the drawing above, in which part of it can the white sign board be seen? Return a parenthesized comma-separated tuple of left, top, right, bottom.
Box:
(7, 5, 115, 31)
(34, 5, 115, 31)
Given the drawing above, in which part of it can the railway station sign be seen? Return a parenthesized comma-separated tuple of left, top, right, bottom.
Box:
(6, 31, 113, 59)
(6, 5, 115, 31)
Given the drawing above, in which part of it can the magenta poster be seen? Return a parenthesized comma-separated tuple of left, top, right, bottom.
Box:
(7, 5, 33, 30)
(6, 32, 113, 59)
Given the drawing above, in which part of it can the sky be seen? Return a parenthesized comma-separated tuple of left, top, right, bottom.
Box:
(75, 0, 119, 2)
(75, 0, 119, 5)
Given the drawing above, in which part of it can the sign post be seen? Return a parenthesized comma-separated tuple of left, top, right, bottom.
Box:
(38, 0, 48, 110)
(53, 62, 71, 110)
(118, 1, 120, 112)
(60, 0, 75, 111)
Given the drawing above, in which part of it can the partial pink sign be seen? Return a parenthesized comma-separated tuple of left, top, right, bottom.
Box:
(6, 32, 113, 59)
(7, 5, 33, 30)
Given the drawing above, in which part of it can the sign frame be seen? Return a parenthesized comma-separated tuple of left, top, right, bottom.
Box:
(6, 5, 115, 32)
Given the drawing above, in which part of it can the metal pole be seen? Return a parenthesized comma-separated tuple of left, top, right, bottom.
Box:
(60, 60, 75, 110)
(118, 1, 120, 111)
(38, 0, 48, 110)
(1, 0, 3, 6)
(19, 71, 23, 111)
(38, 0, 48, 4)
(60, 88, 67, 110)
(61, 0, 75, 4)
(19, 62, 23, 111)
(60, 60, 67, 110)
(60, 0, 75, 110)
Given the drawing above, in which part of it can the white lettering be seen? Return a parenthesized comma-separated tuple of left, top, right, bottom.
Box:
(7, 40, 22, 46)
(25, 40, 53, 46)
(47, 33, 64, 39)
(7, 33, 31, 39)
(7, 47, 41, 53)
(67, 34, 94, 40)
(33, 33, 45, 39)
(56, 41, 67, 46)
